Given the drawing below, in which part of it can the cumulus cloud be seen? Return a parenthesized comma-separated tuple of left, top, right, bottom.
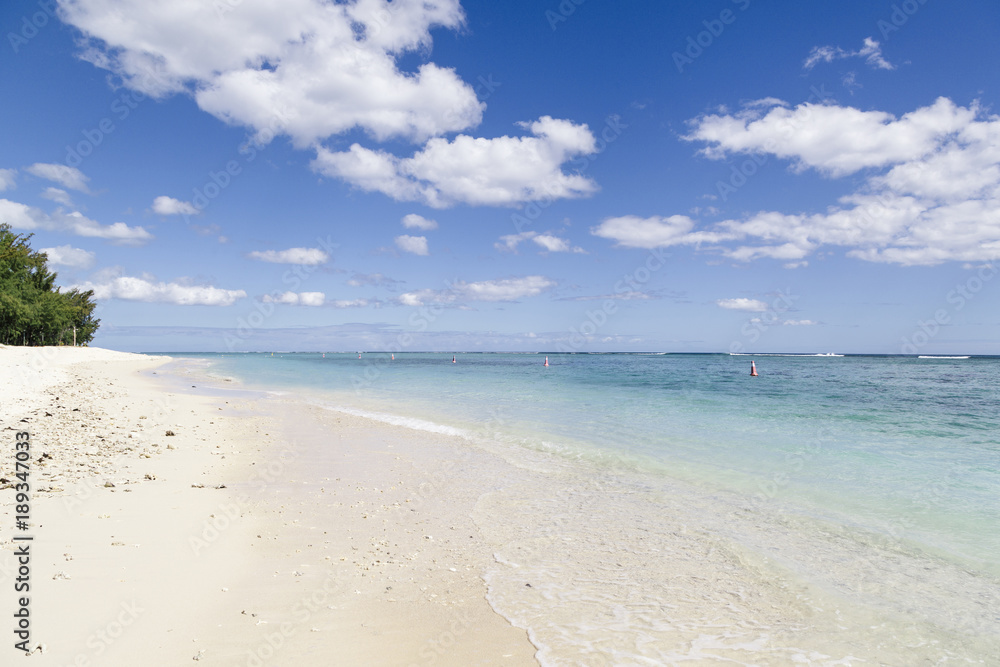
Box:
(59, 0, 483, 147)
(312, 116, 598, 207)
(596, 98, 1000, 266)
(395, 234, 429, 255)
(26, 163, 90, 192)
(262, 291, 325, 306)
(716, 298, 769, 312)
(398, 275, 554, 306)
(401, 213, 438, 230)
(152, 195, 198, 216)
(496, 230, 586, 253)
(42, 187, 74, 207)
(804, 37, 894, 71)
(72, 275, 246, 305)
(0, 168, 16, 191)
(59, 3, 604, 213)
(0, 199, 152, 245)
(248, 248, 329, 265)
(591, 215, 733, 249)
(686, 96, 972, 177)
(40, 245, 96, 269)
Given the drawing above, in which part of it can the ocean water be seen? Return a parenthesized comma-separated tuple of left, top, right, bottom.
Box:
(178, 352, 1000, 664)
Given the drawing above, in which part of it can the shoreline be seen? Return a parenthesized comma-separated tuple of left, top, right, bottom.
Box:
(185, 353, 1000, 664)
(4, 347, 999, 665)
(0, 347, 538, 665)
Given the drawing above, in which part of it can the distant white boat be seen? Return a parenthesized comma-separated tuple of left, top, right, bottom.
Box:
(918, 355, 970, 359)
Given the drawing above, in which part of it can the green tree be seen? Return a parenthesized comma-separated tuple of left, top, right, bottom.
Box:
(0, 224, 100, 345)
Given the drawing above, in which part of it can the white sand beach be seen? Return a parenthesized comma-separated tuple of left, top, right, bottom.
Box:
(0, 346, 537, 666)
(5, 347, 999, 666)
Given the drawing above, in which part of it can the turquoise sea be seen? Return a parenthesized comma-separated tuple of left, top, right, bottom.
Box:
(178, 352, 1000, 664)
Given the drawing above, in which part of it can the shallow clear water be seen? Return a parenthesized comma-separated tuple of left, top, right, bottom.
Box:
(176, 351, 1000, 663)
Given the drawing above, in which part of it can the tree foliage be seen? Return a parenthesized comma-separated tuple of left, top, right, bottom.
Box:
(0, 224, 100, 346)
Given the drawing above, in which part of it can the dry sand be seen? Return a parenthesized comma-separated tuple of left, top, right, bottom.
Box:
(0, 346, 538, 666)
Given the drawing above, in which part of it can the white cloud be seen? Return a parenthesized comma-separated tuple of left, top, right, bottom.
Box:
(26, 163, 90, 192)
(262, 291, 325, 306)
(331, 299, 369, 308)
(248, 248, 329, 265)
(596, 98, 1000, 266)
(591, 215, 733, 249)
(783, 319, 816, 326)
(59, 0, 483, 147)
(804, 37, 894, 71)
(312, 116, 598, 207)
(0, 199, 152, 245)
(0, 168, 16, 191)
(398, 275, 554, 306)
(42, 187, 74, 207)
(152, 195, 198, 216)
(716, 298, 769, 312)
(398, 291, 430, 307)
(401, 213, 438, 230)
(395, 234, 429, 255)
(496, 231, 535, 252)
(686, 96, 972, 177)
(532, 234, 586, 254)
(459, 276, 553, 301)
(69, 215, 152, 244)
(40, 245, 96, 269)
(73, 275, 246, 305)
(496, 230, 585, 253)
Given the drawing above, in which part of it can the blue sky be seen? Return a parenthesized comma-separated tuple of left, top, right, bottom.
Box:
(2, 0, 999, 353)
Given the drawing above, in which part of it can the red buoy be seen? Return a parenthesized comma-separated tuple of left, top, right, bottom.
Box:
(544, 356, 549, 367)
(750, 360, 758, 376)
(452, 355, 456, 363)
